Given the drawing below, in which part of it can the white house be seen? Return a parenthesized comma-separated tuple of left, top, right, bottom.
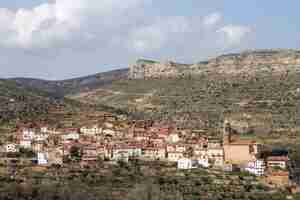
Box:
(103, 129, 115, 136)
(62, 132, 80, 140)
(112, 150, 129, 162)
(37, 152, 48, 165)
(22, 129, 35, 140)
(40, 127, 48, 133)
(267, 156, 289, 169)
(35, 134, 49, 141)
(245, 159, 265, 176)
(167, 133, 180, 143)
(177, 158, 197, 169)
(194, 148, 224, 167)
(197, 156, 210, 168)
(80, 125, 102, 135)
(5, 144, 18, 153)
(103, 122, 114, 129)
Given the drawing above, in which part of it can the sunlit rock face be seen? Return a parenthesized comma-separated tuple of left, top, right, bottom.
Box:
(129, 50, 300, 79)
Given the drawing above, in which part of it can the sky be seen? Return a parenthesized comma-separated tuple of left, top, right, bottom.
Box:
(0, 0, 299, 80)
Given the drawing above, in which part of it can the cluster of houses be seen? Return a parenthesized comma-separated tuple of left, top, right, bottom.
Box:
(1, 118, 291, 180)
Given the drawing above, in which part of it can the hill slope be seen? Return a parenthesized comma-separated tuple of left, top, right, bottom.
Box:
(5, 49, 300, 138)
(0, 79, 66, 125)
(12, 68, 129, 97)
(129, 49, 300, 79)
(71, 50, 300, 138)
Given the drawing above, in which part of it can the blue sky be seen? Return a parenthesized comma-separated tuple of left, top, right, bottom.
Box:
(0, 0, 299, 79)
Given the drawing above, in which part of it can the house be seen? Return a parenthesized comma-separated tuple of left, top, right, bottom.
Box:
(37, 152, 48, 165)
(62, 141, 81, 156)
(103, 122, 114, 129)
(175, 144, 186, 153)
(207, 139, 222, 149)
(266, 170, 290, 186)
(156, 126, 172, 139)
(62, 130, 80, 140)
(177, 158, 196, 169)
(22, 128, 36, 140)
(102, 129, 115, 136)
(223, 121, 263, 165)
(20, 140, 32, 149)
(112, 150, 129, 162)
(16, 128, 34, 149)
(150, 137, 165, 146)
(81, 144, 98, 162)
(197, 156, 210, 168)
(133, 128, 149, 141)
(48, 148, 63, 165)
(32, 141, 45, 152)
(194, 148, 224, 167)
(166, 145, 176, 152)
(112, 144, 143, 161)
(5, 144, 18, 153)
(194, 148, 207, 157)
(224, 140, 262, 165)
(207, 148, 224, 167)
(267, 156, 289, 169)
(80, 125, 102, 135)
(40, 126, 48, 133)
(34, 133, 49, 141)
(245, 159, 266, 176)
(167, 133, 180, 143)
(167, 151, 184, 162)
(142, 146, 166, 160)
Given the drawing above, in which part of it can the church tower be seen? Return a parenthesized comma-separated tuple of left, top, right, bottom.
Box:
(223, 120, 232, 144)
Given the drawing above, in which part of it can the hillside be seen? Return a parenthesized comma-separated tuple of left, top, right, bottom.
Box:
(71, 50, 300, 138)
(12, 68, 129, 97)
(129, 50, 300, 79)
(0, 79, 65, 126)
(5, 49, 300, 138)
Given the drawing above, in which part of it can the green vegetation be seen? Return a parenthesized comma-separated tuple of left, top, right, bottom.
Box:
(70, 146, 82, 162)
(0, 162, 295, 200)
(74, 73, 300, 139)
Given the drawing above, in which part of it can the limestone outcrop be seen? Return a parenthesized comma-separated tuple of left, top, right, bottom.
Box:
(129, 50, 300, 79)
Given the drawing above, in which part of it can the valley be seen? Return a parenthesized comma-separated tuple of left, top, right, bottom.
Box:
(1, 49, 300, 199)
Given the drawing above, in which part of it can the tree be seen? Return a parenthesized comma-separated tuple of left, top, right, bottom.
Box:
(70, 146, 81, 162)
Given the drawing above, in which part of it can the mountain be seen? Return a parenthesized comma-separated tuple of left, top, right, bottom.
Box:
(12, 68, 129, 97)
(0, 68, 132, 128)
(129, 49, 300, 79)
(5, 49, 300, 137)
(0, 79, 65, 125)
(70, 49, 300, 138)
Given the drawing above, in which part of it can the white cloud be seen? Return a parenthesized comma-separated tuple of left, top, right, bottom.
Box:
(0, 1, 254, 79)
(128, 16, 190, 52)
(0, 0, 147, 48)
(217, 25, 252, 46)
(203, 12, 222, 26)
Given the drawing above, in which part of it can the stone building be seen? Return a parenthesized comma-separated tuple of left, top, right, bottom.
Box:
(223, 121, 262, 165)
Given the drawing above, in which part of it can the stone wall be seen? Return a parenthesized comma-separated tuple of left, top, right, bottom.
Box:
(129, 50, 300, 79)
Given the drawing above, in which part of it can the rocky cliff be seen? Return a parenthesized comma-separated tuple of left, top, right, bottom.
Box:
(129, 50, 300, 79)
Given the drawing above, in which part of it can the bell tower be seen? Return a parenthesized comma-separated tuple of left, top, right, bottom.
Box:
(223, 120, 232, 144)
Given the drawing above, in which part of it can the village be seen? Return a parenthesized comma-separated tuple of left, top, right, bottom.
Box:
(0, 113, 295, 188)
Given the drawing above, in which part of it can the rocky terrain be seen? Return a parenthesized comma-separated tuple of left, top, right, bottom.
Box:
(4, 49, 300, 137)
(129, 50, 300, 79)
(68, 50, 300, 138)
(0, 79, 62, 126)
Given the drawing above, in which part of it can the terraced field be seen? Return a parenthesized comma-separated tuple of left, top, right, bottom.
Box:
(72, 73, 300, 138)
